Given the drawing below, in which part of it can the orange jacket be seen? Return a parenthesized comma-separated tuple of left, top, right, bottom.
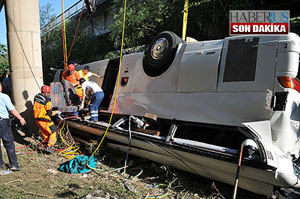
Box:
(61, 71, 83, 99)
(33, 93, 56, 122)
(61, 71, 81, 84)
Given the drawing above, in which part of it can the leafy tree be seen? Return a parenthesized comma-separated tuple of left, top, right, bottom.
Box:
(109, 0, 177, 49)
(184, 0, 254, 40)
(41, 0, 300, 84)
(40, 3, 56, 28)
(291, 17, 300, 35)
(109, 0, 265, 47)
(41, 15, 116, 84)
(0, 44, 9, 75)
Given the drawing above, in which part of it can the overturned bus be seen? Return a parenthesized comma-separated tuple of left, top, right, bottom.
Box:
(52, 31, 300, 198)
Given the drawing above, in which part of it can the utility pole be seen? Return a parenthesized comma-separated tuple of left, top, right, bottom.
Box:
(5, 0, 43, 135)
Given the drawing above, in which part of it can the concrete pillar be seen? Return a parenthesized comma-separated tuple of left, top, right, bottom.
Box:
(5, 0, 43, 135)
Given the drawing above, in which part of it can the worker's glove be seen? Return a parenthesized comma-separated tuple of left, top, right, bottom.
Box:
(56, 111, 63, 120)
(80, 103, 84, 110)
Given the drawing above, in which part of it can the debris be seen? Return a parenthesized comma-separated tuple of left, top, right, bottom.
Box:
(82, 190, 112, 199)
(2, 134, 265, 198)
(211, 182, 226, 199)
(146, 184, 158, 188)
(80, 173, 88, 178)
(4, 179, 23, 185)
(47, 169, 58, 174)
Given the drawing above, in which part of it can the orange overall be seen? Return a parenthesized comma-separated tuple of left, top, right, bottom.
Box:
(61, 71, 83, 99)
(33, 93, 58, 147)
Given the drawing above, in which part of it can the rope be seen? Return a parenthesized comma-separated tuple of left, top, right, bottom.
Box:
(57, 1, 168, 198)
(82, 1, 168, 197)
(54, 114, 89, 159)
(15, 145, 36, 154)
(124, 183, 169, 199)
(36, 114, 86, 159)
(86, 0, 127, 171)
(56, 121, 79, 159)
(61, 0, 68, 70)
(182, 0, 189, 41)
(67, 1, 85, 61)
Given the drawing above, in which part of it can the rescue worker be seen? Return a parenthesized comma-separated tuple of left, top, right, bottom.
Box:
(78, 65, 100, 81)
(0, 82, 26, 171)
(61, 64, 83, 100)
(79, 78, 104, 122)
(33, 85, 60, 153)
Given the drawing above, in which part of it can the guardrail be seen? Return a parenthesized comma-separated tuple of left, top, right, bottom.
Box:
(41, 0, 107, 35)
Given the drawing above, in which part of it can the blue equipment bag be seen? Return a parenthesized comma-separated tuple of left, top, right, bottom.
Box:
(59, 155, 97, 174)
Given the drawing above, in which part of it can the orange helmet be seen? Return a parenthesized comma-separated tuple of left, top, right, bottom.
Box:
(68, 64, 75, 71)
(41, 85, 51, 93)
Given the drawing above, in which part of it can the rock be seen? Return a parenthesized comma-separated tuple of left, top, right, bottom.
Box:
(82, 190, 112, 199)
(80, 173, 88, 178)
(47, 169, 58, 174)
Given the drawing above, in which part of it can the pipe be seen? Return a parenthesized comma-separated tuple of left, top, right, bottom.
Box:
(232, 144, 244, 199)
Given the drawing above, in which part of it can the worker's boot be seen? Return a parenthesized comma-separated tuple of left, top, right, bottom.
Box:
(10, 164, 22, 171)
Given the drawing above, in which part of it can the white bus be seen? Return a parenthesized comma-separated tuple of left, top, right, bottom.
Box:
(53, 31, 300, 198)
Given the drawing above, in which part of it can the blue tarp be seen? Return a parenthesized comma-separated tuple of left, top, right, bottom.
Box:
(59, 155, 97, 174)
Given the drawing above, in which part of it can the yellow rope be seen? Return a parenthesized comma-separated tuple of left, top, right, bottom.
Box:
(82, 4, 170, 198)
(58, 121, 80, 159)
(80, 4, 170, 198)
(87, 0, 127, 170)
(182, 0, 189, 41)
(58, 146, 80, 159)
(59, 121, 67, 144)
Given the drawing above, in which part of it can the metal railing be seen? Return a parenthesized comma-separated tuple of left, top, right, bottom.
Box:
(41, 0, 107, 35)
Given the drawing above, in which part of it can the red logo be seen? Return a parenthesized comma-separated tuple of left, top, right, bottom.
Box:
(229, 11, 289, 35)
(230, 23, 288, 35)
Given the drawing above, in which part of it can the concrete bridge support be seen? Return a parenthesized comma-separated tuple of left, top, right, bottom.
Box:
(5, 0, 43, 135)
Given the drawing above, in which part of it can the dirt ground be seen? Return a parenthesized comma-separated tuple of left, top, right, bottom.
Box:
(0, 128, 267, 199)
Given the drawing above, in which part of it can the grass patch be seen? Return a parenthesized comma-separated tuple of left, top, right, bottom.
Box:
(0, 129, 266, 199)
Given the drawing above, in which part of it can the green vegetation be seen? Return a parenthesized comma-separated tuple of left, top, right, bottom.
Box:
(109, 0, 177, 49)
(291, 17, 300, 34)
(41, 13, 116, 84)
(40, 0, 300, 84)
(40, 3, 56, 27)
(0, 43, 9, 75)
(0, 137, 264, 199)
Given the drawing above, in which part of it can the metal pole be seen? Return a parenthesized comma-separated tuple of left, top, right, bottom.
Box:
(233, 144, 244, 199)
